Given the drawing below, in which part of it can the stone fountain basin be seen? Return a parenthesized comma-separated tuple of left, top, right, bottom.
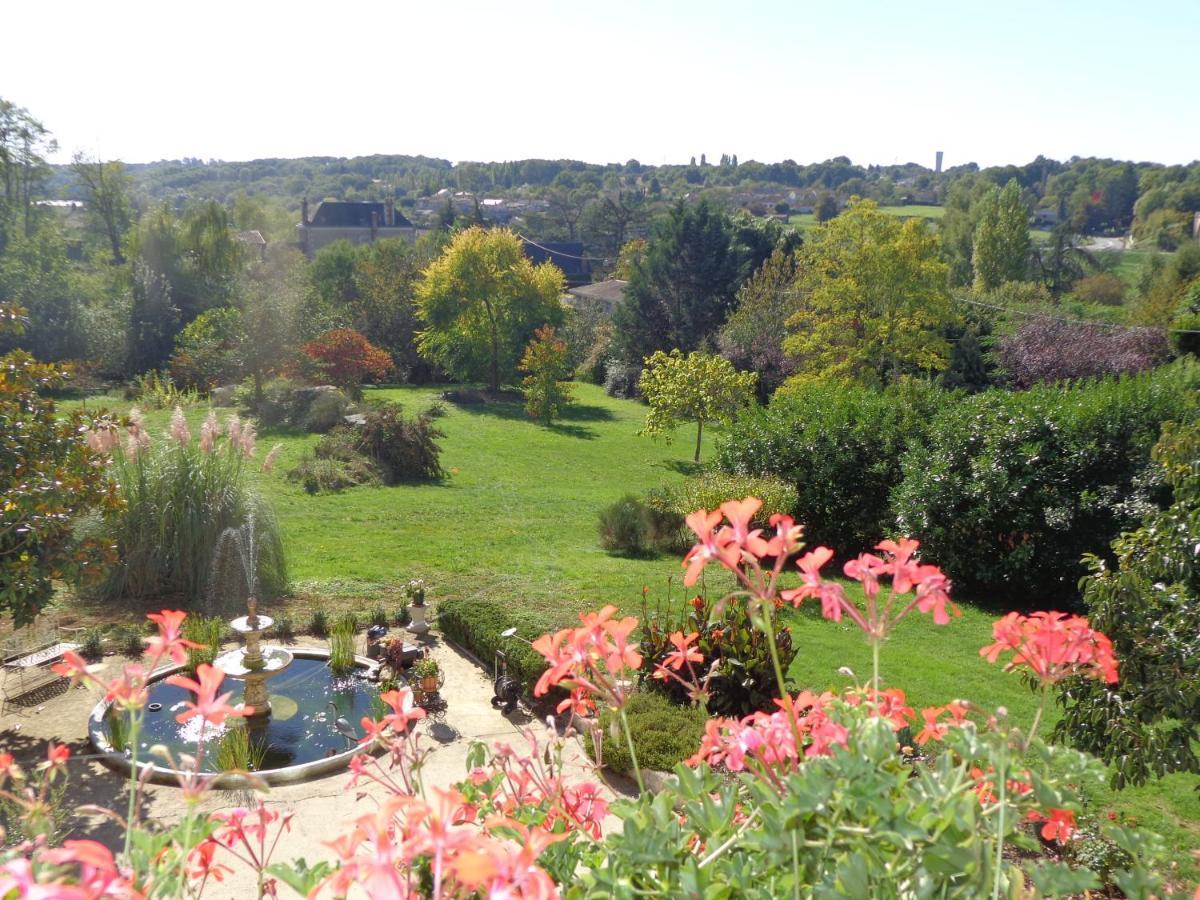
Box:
(213, 645, 293, 678)
(86, 648, 381, 789)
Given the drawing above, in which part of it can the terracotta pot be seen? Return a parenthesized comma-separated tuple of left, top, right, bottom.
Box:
(420, 675, 439, 693)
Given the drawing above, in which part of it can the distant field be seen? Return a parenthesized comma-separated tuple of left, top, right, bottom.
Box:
(878, 204, 944, 219)
(1113, 249, 1160, 288)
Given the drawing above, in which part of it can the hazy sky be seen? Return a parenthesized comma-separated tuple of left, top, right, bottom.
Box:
(3, 0, 1196, 169)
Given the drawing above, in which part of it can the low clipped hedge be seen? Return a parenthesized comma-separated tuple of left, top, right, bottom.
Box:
(590, 691, 707, 775)
(436, 597, 562, 696)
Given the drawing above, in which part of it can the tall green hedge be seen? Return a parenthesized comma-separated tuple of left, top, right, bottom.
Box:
(715, 380, 948, 552)
(893, 360, 1199, 604)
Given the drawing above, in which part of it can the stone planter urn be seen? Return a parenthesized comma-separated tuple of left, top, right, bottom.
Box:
(407, 602, 429, 635)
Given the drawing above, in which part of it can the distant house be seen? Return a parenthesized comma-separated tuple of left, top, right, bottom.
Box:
(565, 279, 627, 315)
(1032, 208, 1060, 228)
(520, 238, 591, 286)
(296, 199, 417, 256)
(236, 229, 267, 260)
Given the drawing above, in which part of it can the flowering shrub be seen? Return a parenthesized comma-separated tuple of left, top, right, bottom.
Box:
(0, 501, 1183, 897)
(300, 328, 393, 399)
(520, 324, 573, 425)
(83, 407, 286, 607)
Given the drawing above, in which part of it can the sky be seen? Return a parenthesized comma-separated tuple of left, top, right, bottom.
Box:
(3, 0, 1197, 170)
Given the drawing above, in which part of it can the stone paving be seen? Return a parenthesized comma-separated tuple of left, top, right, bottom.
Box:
(0, 628, 624, 898)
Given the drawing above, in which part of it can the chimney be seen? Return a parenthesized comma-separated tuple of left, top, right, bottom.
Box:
(385, 197, 395, 226)
(301, 198, 309, 226)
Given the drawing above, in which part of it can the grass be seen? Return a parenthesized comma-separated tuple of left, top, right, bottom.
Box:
(61, 381, 1199, 876)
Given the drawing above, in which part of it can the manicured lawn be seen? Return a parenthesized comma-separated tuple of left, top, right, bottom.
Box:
(878, 204, 944, 220)
(62, 381, 1200, 876)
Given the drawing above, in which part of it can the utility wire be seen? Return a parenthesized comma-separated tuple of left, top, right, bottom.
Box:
(514, 233, 613, 263)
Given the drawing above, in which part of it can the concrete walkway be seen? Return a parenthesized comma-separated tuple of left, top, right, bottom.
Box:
(0, 630, 620, 898)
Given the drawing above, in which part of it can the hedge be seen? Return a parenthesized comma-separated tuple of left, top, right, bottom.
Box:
(436, 597, 563, 696)
(893, 359, 1200, 604)
(589, 690, 707, 774)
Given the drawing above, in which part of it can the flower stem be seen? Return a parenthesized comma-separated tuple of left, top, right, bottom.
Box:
(618, 707, 646, 793)
(124, 709, 141, 860)
(871, 640, 881, 696)
(992, 759, 1007, 900)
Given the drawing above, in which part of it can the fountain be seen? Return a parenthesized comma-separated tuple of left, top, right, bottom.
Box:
(213, 597, 293, 723)
(87, 521, 383, 785)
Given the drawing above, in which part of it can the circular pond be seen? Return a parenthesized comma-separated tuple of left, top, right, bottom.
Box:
(89, 650, 382, 785)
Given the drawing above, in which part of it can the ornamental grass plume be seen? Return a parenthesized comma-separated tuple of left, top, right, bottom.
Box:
(199, 410, 219, 454)
(168, 404, 191, 445)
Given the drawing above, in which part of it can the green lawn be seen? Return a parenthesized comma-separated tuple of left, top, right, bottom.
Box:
(63, 382, 1200, 875)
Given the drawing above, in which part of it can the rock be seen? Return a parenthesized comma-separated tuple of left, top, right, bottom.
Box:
(343, 413, 368, 427)
(211, 384, 238, 406)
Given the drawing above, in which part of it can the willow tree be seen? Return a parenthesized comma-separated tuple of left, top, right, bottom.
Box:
(416, 227, 565, 392)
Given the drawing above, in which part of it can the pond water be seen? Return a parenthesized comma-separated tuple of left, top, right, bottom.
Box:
(103, 656, 380, 772)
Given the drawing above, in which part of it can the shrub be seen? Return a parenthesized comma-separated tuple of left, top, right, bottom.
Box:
(273, 614, 296, 643)
(369, 607, 388, 628)
(894, 361, 1200, 603)
(602, 359, 640, 399)
(309, 609, 329, 638)
(127, 370, 199, 410)
(590, 691, 706, 774)
(423, 400, 447, 419)
(118, 626, 146, 658)
(1170, 310, 1200, 358)
(357, 403, 444, 483)
(717, 380, 947, 552)
(300, 328, 393, 398)
(1055, 422, 1200, 788)
(394, 604, 411, 627)
(520, 325, 573, 425)
(437, 597, 562, 696)
(997, 317, 1169, 388)
(86, 409, 287, 609)
(79, 628, 105, 662)
(1072, 272, 1127, 306)
(597, 495, 656, 557)
(288, 453, 380, 494)
(303, 389, 350, 433)
(328, 617, 357, 676)
(168, 307, 245, 391)
(641, 472, 798, 553)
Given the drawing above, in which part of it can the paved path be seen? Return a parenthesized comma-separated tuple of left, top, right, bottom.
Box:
(0, 630, 619, 898)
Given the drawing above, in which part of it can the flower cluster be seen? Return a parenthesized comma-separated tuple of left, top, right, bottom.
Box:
(532, 605, 642, 715)
(980, 611, 1119, 685)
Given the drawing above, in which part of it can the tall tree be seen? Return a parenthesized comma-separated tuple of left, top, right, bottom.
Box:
(784, 200, 956, 386)
(0, 98, 55, 252)
(580, 190, 647, 257)
(416, 227, 565, 392)
(718, 247, 801, 398)
(71, 153, 132, 264)
(972, 179, 1029, 291)
(614, 200, 745, 362)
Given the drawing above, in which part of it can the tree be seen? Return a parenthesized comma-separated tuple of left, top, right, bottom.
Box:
(580, 190, 646, 257)
(718, 247, 801, 397)
(0, 98, 55, 252)
(1030, 223, 1094, 296)
(814, 193, 839, 223)
(972, 179, 1029, 291)
(520, 325, 573, 424)
(614, 200, 745, 362)
(70, 153, 132, 264)
(0, 218, 86, 362)
(784, 200, 956, 385)
(416, 227, 565, 392)
(1055, 422, 1200, 788)
(302, 328, 393, 398)
(638, 349, 757, 462)
(0, 305, 119, 625)
(237, 246, 305, 403)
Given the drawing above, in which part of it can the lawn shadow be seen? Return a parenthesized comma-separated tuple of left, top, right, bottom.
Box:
(655, 459, 705, 476)
(546, 422, 598, 440)
(449, 394, 613, 439)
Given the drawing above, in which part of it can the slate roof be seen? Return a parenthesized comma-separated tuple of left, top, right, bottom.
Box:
(309, 201, 413, 229)
(520, 239, 588, 279)
(566, 279, 627, 310)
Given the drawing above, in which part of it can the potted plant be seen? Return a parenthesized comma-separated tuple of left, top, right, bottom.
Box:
(413, 656, 440, 694)
(403, 579, 429, 635)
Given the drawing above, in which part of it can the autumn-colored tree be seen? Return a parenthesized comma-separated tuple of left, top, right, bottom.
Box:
(416, 227, 565, 392)
(0, 305, 120, 625)
(302, 328, 393, 398)
(784, 199, 956, 386)
(521, 325, 574, 424)
(638, 350, 757, 462)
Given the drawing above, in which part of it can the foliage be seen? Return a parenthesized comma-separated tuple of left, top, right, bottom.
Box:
(79, 628, 105, 662)
(416, 226, 565, 391)
(303, 389, 351, 434)
(308, 608, 329, 638)
(327, 617, 357, 676)
(642, 472, 799, 553)
(1055, 422, 1200, 788)
(971, 179, 1029, 291)
(182, 615, 223, 672)
(601, 358, 640, 398)
(597, 494, 658, 557)
(520, 325, 573, 424)
(128, 369, 199, 410)
(614, 199, 746, 361)
(274, 614, 295, 642)
(718, 247, 801, 398)
(0, 306, 120, 625)
(591, 690, 706, 773)
(1029, 224, 1096, 296)
(301, 328, 393, 398)
(642, 584, 798, 718)
(357, 402, 445, 483)
(894, 361, 1200, 602)
(997, 316, 1169, 387)
(1173, 309, 1200, 358)
(1072, 272, 1127, 306)
(784, 199, 957, 385)
(215, 721, 267, 773)
(369, 606, 388, 628)
(168, 307, 245, 391)
(638, 349, 757, 462)
(717, 379, 946, 552)
(411, 656, 440, 681)
(86, 409, 287, 609)
(436, 596, 562, 696)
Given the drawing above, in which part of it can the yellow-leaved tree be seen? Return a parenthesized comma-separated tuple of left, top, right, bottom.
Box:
(783, 199, 957, 387)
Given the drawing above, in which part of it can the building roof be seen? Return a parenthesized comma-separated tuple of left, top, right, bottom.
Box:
(566, 279, 627, 310)
(520, 239, 588, 279)
(236, 230, 267, 246)
(308, 201, 413, 229)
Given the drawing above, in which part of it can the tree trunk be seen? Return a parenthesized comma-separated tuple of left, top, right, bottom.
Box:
(694, 419, 703, 462)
